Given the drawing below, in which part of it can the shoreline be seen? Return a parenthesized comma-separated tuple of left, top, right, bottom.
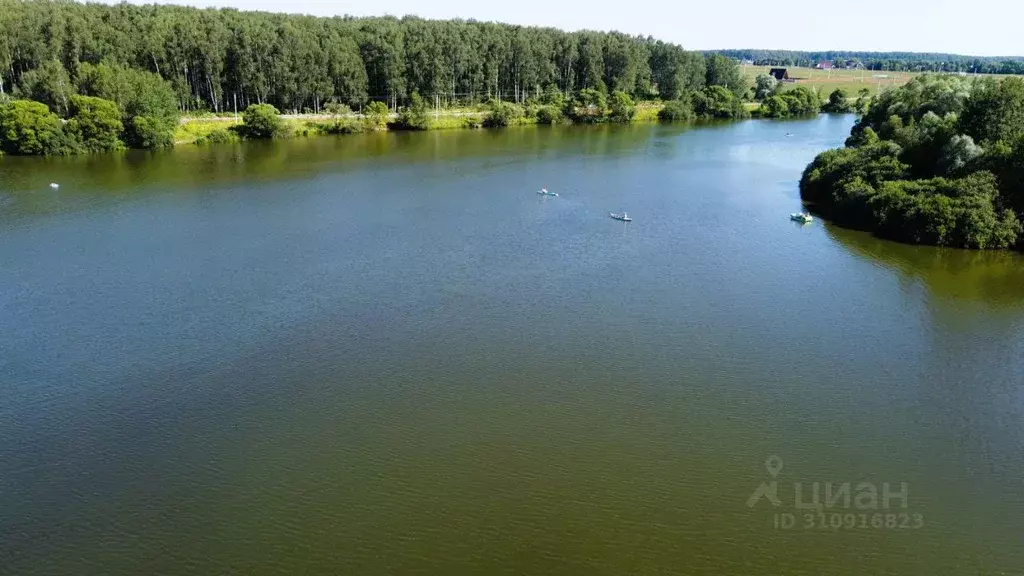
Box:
(174, 103, 666, 145)
(174, 98, 847, 146)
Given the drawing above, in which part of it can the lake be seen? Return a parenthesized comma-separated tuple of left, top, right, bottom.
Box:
(2, 118, 1023, 575)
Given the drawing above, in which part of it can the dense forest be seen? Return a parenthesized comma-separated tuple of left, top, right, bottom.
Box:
(801, 75, 1024, 250)
(0, 0, 765, 154)
(0, 0, 711, 114)
(712, 49, 1024, 74)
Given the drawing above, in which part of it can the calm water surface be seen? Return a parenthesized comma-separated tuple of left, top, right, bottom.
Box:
(2, 118, 1023, 575)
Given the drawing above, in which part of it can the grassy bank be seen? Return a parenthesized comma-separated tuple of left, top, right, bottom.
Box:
(633, 102, 663, 122)
(174, 89, 868, 147)
(175, 104, 666, 145)
(175, 118, 242, 144)
(174, 115, 483, 144)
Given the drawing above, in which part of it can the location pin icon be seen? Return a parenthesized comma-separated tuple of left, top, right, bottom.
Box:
(765, 455, 784, 477)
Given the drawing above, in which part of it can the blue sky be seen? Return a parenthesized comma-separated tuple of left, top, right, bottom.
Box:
(117, 0, 1023, 56)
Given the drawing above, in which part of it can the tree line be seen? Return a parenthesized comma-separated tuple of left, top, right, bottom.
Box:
(0, 0, 715, 116)
(801, 75, 1024, 250)
(712, 49, 1024, 74)
(0, 0, 764, 154)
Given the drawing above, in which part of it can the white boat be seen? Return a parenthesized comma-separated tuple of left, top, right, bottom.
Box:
(790, 212, 813, 223)
(49, 182, 59, 189)
(609, 212, 632, 222)
(537, 188, 558, 196)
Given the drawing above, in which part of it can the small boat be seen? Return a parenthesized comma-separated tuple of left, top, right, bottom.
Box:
(790, 212, 813, 223)
(609, 212, 632, 222)
(537, 188, 558, 196)
(49, 182, 59, 189)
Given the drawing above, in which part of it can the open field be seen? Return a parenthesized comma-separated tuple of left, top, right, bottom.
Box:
(743, 65, 1024, 97)
(741, 65, 921, 96)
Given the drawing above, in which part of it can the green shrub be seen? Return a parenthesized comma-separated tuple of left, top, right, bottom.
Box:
(565, 88, 607, 123)
(540, 87, 567, 110)
(608, 91, 636, 123)
(658, 100, 695, 122)
(240, 103, 283, 139)
(754, 74, 779, 100)
(691, 86, 749, 120)
(76, 61, 178, 149)
(866, 172, 1021, 248)
(483, 100, 523, 127)
(324, 101, 353, 117)
(0, 99, 77, 155)
(536, 105, 563, 125)
(130, 115, 175, 148)
(292, 125, 311, 137)
(801, 142, 909, 219)
(960, 77, 1024, 145)
(392, 93, 431, 130)
(65, 95, 124, 152)
(759, 95, 789, 118)
(320, 119, 367, 134)
(854, 88, 872, 115)
(194, 128, 240, 145)
(980, 136, 1024, 216)
(851, 75, 971, 143)
(758, 87, 822, 118)
(822, 88, 853, 113)
(362, 101, 390, 131)
(784, 86, 823, 115)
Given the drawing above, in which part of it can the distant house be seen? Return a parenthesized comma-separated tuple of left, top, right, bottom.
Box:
(816, 61, 834, 70)
(768, 68, 790, 81)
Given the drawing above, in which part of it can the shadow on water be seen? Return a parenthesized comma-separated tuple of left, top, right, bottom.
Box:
(824, 222, 1024, 308)
(0, 123, 691, 221)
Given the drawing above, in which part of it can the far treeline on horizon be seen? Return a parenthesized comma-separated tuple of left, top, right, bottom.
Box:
(708, 49, 1024, 74)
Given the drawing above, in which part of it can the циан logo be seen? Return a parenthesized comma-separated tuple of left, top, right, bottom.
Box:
(747, 455, 924, 530)
(747, 455, 784, 507)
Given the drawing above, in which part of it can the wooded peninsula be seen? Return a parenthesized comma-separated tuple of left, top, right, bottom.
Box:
(801, 75, 1024, 250)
